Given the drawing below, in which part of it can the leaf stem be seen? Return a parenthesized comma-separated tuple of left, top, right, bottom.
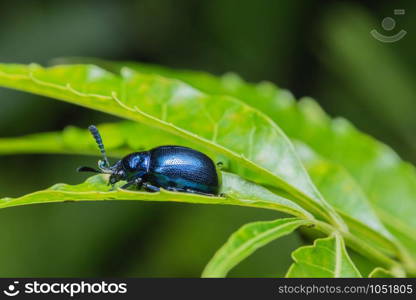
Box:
(312, 220, 404, 275)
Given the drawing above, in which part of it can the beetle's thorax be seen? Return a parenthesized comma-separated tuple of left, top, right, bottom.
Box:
(120, 151, 150, 180)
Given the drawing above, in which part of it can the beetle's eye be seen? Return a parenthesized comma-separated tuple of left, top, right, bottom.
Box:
(98, 160, 106, 169)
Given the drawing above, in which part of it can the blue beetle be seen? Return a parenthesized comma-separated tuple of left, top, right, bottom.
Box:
(78, 125, 220, 195)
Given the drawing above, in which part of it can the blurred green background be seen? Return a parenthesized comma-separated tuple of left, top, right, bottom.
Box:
(0, 0, 414, 277)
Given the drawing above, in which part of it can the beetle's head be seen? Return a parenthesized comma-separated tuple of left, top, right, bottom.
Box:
(107, 161, 127, 185)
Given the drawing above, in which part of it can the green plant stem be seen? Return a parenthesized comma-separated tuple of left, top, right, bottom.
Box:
(313, 220, 405, 276)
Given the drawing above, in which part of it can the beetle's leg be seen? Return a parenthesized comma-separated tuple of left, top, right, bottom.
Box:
(121, 181, 134, 190)
(165, 186, 183, 192)
(121, 177, 142, 190)
(135, 178, 143, 189)
(184, 188, 215, 196)
(143, 182, 160, 192)
(165, 186, 215, 196)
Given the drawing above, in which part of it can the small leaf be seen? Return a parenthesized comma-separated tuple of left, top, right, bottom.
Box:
(202, 218, 310, 278)
(286, 234, 362, 278)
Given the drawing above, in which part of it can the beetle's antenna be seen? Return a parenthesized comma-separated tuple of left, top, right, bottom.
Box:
(77, 166, 101, 173)
(88, 125, 110, 168)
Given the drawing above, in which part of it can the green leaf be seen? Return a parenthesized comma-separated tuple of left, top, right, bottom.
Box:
(294, 141, 397, 256)
(286, 234, 362, 278)
(368, 267, 396, 278)
(0, 172, 313, 220)
(0, 63, 344, 229)
(202, 218, 310, 277)
(100, 60, 416, 269)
